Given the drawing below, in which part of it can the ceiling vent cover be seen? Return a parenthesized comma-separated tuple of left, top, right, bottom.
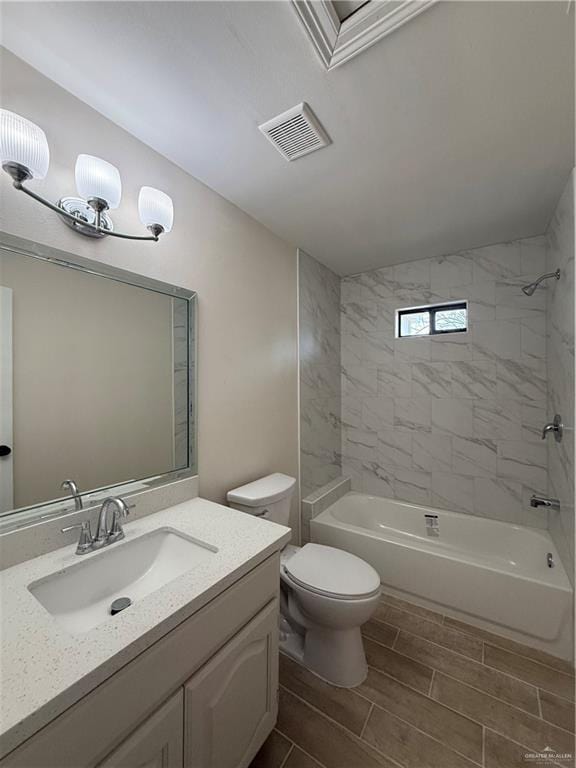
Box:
(259, 102, 330, 161)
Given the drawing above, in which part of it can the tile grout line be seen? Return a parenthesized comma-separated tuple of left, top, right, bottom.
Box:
(430, 695, 575, 762)
(428, 672, 576, 739)
(482, 644, 574, 680)
(277, 684, 406, 768)
(370, 624, 559, 701)
(294, 742, 330, 768)
(373, 616, 485, 663)
(536, 687, 543, 719)
(370, 598, 572, 735)
(428, 668, 435, 697)
(385, 592, 575, 678)
(359, 702, 374, 740)
(362, 653, 570, 733)
(357, 670, 571, 768)
(439, 618, 575, 678)
(358, 688, 485, 766)
(384, 604, 478, 645)
(483, 642, 576, 681)
(481, 652, 576, 700)
(282, 676, 484, 767)
(380, 595, 445, 626)
(359, 663, 481, 730)
(278, 743, 295, 768)
(483, 727, 570, 768)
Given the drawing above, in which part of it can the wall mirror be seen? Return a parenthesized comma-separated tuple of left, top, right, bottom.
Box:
(0, 232, 197, 530)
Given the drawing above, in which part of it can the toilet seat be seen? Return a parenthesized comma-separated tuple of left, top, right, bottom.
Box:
(282, 543, 380, 600)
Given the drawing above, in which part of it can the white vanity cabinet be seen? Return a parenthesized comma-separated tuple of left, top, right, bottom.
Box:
(0, 554, 280, 768)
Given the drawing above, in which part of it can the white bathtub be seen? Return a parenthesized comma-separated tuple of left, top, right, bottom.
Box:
(310, 492, 574, 660)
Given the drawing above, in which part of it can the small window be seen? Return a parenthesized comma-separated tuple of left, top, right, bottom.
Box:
(397, 301, 467, 338)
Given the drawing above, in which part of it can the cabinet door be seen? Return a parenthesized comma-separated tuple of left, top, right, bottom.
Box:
(184, 600, 278, 768)
(98, 690, 184, 768)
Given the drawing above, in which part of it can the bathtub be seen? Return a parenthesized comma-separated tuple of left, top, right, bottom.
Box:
(310, 492, 574, 660)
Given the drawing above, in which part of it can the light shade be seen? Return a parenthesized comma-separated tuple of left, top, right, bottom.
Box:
(75, 154, 122, 209)
(138, 186, 174, 233)
(0, 109, 50, 179)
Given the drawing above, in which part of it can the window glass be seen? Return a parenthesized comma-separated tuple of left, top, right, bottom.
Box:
(398, 302, 467, 338)
(400, 311, 430, 337)
(434, 307, 467, 333)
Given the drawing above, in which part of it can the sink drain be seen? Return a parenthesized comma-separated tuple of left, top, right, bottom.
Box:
(110, 597, 132, 616)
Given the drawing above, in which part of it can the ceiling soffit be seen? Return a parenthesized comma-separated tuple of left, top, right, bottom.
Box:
(291, 0, 437, 70)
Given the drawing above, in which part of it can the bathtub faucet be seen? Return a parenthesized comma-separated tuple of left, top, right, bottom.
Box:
(530, 494, 560, 511)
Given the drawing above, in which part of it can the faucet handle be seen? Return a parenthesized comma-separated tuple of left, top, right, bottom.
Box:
(120, 501, 135, 517)
(108, 500, 135, 541)
(542, 414, 563, 442)
(61, 520, 94, 554)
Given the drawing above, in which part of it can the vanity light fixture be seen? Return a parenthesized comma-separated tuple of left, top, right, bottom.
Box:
(0, 110, 173, 241)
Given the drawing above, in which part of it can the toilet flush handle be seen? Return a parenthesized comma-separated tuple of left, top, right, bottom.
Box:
(254, 509, 269, 518)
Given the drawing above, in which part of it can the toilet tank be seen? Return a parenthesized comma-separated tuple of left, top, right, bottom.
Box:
(226, 473, 296, 526)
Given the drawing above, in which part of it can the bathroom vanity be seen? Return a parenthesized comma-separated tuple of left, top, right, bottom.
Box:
(0, 235, 290, 767)
(0, 498, 291, 768)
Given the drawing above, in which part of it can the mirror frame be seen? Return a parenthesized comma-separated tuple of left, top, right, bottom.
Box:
(0, 231, 197, 531)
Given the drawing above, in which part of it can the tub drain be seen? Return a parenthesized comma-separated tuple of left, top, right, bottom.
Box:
(110, 597, 132, 615)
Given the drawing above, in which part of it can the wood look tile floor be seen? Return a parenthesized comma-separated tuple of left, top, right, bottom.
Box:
(250, 592, 575, 768)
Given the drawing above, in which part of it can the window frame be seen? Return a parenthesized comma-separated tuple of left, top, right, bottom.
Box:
(396, 300, 468, 339)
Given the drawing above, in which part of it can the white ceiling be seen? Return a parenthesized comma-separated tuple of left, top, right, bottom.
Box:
(1, 1, 574, 276)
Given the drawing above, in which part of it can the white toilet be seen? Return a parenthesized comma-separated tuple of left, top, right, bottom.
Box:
(227, 473, 381, 688)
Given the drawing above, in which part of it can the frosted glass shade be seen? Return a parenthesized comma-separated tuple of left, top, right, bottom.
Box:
(138, 187, 174, 233)
(0, 109, 50, 179)
(75, 154, 122, 209)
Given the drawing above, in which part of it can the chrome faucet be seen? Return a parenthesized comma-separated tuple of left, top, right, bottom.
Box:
(530, 494, 560, 511)
(541, 414, 563, 443)
(95, 497, 132, 546)
(61, 496, 134, 555)
(61, 479, 83, 510)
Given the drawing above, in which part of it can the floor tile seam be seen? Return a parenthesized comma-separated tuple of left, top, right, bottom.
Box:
(278, 684, 406, 768)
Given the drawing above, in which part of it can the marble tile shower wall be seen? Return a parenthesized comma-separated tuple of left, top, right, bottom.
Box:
(546, 171, 575, 580)
(341, 236, 550, 529)
(299, 250, 342, 499)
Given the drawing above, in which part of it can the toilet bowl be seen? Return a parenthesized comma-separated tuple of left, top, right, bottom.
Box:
(227, 474, 381, 687)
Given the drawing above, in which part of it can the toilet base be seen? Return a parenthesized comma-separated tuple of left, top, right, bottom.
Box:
(279, 619, 368, 688)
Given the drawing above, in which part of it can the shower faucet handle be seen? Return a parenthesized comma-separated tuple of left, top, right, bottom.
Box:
(541, 414, 563, 442)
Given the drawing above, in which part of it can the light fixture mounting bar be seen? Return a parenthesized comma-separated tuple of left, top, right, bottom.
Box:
(12, 179, 160, 241)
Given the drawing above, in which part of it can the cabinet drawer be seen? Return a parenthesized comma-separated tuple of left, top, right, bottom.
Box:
(97, 691, 184, 768)
(1, 553, 279, 768)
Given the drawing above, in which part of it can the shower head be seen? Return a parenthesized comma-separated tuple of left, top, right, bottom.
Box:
(522, 282, 539, 296)
(521, 269, 560, 296)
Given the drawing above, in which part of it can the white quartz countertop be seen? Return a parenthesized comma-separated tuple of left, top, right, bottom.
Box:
(0, 498, 291, 758)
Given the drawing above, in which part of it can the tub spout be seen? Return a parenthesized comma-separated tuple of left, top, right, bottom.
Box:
(530, 494, 560, 511)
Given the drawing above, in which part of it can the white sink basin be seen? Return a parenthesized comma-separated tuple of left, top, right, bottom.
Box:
(28, 528, 217, 635)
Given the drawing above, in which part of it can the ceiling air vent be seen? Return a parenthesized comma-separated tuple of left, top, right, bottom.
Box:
(258, 102, 331, 161)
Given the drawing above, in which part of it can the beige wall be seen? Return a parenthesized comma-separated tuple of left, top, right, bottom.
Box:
(1, 251, 175, 508)
(0, 50, 299, 528)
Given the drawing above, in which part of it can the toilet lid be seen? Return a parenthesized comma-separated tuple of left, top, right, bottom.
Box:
(283, 544, 380, 599)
